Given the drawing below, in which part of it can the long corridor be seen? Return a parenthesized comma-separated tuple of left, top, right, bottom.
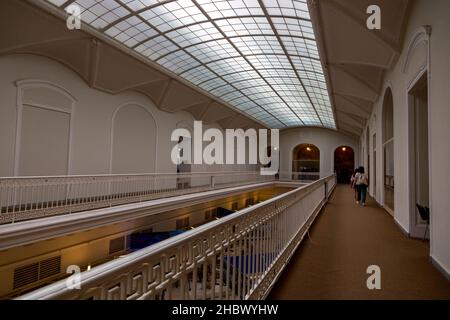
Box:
(269, 185, 450, 300)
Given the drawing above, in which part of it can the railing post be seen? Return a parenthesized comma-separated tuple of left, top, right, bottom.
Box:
(210, 175, 215, 189)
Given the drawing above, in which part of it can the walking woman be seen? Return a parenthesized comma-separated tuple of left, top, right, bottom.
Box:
(355, 166, 369, 206)
(350, 168, 359, 202)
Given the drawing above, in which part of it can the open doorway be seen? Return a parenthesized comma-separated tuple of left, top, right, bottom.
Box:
(373, 134, 377, 198)
(334, 146, 355, 184)
(292, 144, 320, 181)
(382, 88, 395, 216)
(176, 136, 192, 189)
(408, 73, 430, 239)
(366, 127, 370, 188)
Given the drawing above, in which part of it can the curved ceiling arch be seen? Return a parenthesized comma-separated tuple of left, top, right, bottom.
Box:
(45, 0, 336, 129)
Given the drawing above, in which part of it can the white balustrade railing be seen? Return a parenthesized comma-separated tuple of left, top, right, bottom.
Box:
(0, 171, 273, 225)
(18, 174, 336, 300)
(290, 171, 321, 182)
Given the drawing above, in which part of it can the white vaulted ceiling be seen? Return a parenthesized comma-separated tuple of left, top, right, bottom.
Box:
(1, 0, 412, 136)
(311, 0, 411, 137)
(43, 0, 336, 129)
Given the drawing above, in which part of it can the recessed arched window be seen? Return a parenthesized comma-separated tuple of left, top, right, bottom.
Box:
(292, 144, 320, 181)
(382, 88, 394, 215)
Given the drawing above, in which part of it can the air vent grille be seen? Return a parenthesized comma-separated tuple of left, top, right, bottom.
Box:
(39, 256, 61, 280)
(13, 255, 61, 290)
(13, 263, 39, 290)
(109, 237, 125, 255)
(176, 217, 189, 230)
(205, 208, 217, 221)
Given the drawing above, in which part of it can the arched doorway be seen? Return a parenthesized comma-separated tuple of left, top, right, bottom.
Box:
(409, 72, 430, 238)
(373, 133, 377, 197)
(382, 88, 394, 215)
(366, 127, 370, 186)
(292, 144, 320, 181)
(334, 146, 355, 184)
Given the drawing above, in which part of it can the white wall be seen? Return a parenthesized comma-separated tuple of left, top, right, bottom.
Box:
(111, 104, 157, 174)
(360, 0, 450, 276)
(0, 54, 255, 177)
(280, 127, 359, 177)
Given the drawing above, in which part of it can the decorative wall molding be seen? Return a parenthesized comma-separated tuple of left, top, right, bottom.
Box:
(109, 102, 159, 174)
(13, 79, 77, 176)
(402, 25, 432, 76)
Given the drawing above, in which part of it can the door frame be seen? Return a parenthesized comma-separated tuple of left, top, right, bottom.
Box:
(407, 70, 431, 239)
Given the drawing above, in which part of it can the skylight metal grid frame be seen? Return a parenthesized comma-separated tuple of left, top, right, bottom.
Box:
(45, 0, 336, 129)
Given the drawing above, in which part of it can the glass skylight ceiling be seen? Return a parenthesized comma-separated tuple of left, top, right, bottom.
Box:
(47, 0, 336, 129)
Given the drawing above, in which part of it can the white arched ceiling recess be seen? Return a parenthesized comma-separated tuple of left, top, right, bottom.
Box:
(313, 0, 411, 138)
(110, 103, 158, 174)
(14, 79, 77, 176)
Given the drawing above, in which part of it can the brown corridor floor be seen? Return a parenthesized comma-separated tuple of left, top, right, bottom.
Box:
(268, 184, 450, 300)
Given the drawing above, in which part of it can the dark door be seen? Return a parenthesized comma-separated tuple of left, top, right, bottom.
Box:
(334, 147, 355, 184)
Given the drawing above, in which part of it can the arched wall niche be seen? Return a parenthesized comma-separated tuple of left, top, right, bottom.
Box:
(14, 79, 76, 176)
(110, 103, 158, 174)
(292, 143, 320, 171)
(291, 143, 320, 180)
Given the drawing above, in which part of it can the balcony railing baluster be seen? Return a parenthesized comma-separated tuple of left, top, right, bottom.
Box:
(0, 171, 273, 225)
